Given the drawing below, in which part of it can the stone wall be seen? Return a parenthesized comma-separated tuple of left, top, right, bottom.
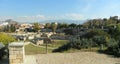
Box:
(9, 42, 25, 64)
(36, 40, 44, 45)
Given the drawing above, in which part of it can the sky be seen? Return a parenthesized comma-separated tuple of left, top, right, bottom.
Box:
(0, 0, 120, 23)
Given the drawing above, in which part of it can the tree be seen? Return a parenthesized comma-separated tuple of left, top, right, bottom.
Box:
(106, 39, 120, 57)
(93, 36, 106, 50)
(77, 24, 83, 28)
(10, 24, 16, 32)
(111, 24, 120, 40)
(108, 23, 120, 40)
(0, 46, 7, 60)
(0, 33, 16, 60)
(84, 20, 94, 28)
(51, 22, 58, 34)
(7, 25, 11, 32)
(64, 29, 73, 35)
(68, 23, 77, 28)
(61, 23, 68, 28)
(33, 22, 40, 32)
(57, 23, 68, 29)
(83, 29, 110, 39)
(3, 24, 16, 32)
(0, 33, 16, 45)
(45, 23, 51, 29)
(107, 38, 118, 47)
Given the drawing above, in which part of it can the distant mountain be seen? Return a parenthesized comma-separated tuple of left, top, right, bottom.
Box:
(10, 19, 85, 24)
(39, 20, 85, 24)
(5, 19, 18, 24)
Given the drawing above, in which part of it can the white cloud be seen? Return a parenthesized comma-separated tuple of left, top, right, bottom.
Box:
(64, 13, 84, 20)
(19, 15, 45, 19)
(36, 15, 45, 19)
(0, 14, 85, 23)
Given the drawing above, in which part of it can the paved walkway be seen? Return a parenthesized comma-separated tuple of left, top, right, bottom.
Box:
(24, 52, 120, 64)
(36, 52, 120, 64)
(24, 55, 37, 64)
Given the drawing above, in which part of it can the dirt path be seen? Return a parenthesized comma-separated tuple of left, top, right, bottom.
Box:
(35, 52, 120, 64)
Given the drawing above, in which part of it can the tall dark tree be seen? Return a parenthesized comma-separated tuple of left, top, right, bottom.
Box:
(57, 23, 68, 29)
(45, 23, 51, 29)
(10, 24, 16, 32)
(33, 22, 40, 32)
(83, 29, 110, 39)
(51, 22, 57, 34)
(68, 23, 77, 28)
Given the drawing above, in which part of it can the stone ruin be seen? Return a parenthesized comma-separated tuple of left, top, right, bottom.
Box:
(9, 42, 25, 64)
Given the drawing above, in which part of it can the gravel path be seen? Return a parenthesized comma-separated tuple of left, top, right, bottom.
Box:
(24, 55, 37, 64)
(36, 52, 120, 64)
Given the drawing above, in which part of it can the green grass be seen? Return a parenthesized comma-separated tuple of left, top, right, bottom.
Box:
(25, 40, 107, 54)
(41, 40, 69, 48)
(25, 43, 52, 55)
(25, 40, 69, 55)
(51, 40, 69, 48)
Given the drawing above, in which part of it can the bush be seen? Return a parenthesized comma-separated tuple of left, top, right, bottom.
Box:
(0, 33, 16, 60)
(83, 29, 110, 39)
(107, 38, 118, 47)
(0, 33, 16, 45)
(63, 29, 73, 35)
(52, 43, 71, 52)
(0, 47, 7, 60)
(105, 39, 120, 57)
(52, 38, 93, 52)
(93, 36, 106, 45)
(69, 38, 81, 49)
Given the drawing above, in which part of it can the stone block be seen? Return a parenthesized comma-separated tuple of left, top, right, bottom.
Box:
(9, 42, 25, 64)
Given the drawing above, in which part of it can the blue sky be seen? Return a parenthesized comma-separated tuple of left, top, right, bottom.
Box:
(0, 0, 120, 23)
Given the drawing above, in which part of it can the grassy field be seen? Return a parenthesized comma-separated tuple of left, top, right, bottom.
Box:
(25, 40, 107, 54)
(25, 40, 69, 55)
(25, 43, 52, 55)
(41, 40, 69, 48)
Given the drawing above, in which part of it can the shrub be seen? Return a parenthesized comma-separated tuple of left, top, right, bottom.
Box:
(0, 47, 7, 60)
(0, 33, 16, 45)
(52, 43, 71, 52)
(105, 39, 120, 57)
(52, 38, 93, 52)
(83, 29, 110, 39)
(69, 38, 81, 49)
(93, 36, 106, 46)
(0, 33, 16, 60)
